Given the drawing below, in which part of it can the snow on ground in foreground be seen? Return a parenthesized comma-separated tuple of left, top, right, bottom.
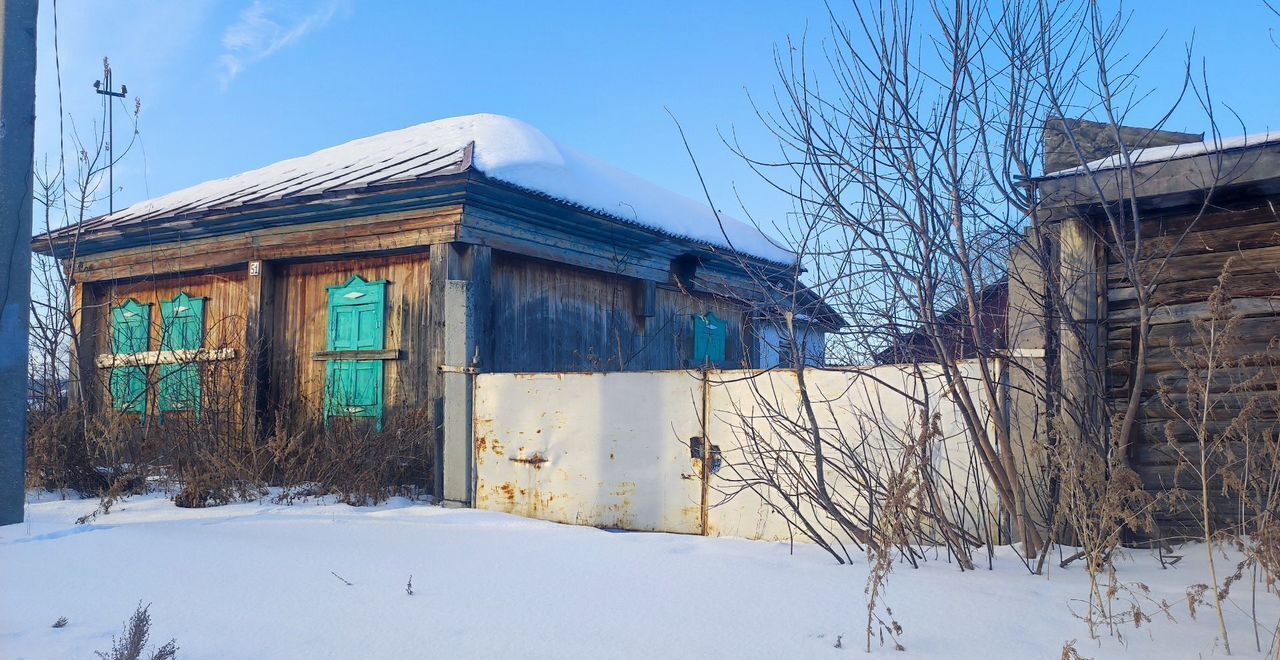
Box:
(1, 494, 1275, 659)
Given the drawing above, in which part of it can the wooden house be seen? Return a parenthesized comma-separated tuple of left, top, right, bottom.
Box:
(1022, 120, 1280, 535)
(870, 119, 1280, 537)
(872, 279, 1009, 365)
(33, 114, 840, 505)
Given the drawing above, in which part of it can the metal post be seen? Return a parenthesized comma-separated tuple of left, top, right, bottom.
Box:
(0, 0, 39, 526)
(93, 59, 125, 214)
(107, 78, 112, 212)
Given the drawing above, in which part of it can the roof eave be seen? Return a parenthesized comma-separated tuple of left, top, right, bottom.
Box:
(1030, 141, 1280, 210)
(462, 171, 796, 270)
(32, 171, 478, 259)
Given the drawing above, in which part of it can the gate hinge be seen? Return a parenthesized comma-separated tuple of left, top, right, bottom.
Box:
(439, 365, 478, 374)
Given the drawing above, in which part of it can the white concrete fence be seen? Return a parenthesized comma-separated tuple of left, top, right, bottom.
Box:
(473, 363, 1000, 543)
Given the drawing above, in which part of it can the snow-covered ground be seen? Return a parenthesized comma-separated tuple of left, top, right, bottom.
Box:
(1, 493, 1275, 659)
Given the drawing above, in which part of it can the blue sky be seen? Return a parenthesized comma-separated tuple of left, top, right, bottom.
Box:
(32, 1, 1280, 235)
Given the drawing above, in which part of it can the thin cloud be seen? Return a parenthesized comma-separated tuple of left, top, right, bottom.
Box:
(218, 0, 347, 88)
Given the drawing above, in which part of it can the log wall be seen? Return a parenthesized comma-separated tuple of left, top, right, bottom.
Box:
(1105, 202, 1280, 534)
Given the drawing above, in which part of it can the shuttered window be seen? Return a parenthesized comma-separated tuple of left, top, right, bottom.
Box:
(691, 312, 727, 367)
(109, 300, 150, 414)
(158, 292, 205, 415)
(325, 276, 388, 428)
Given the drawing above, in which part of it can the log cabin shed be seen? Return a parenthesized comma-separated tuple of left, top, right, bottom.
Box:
(1023, 120, 1280, 536)
(33, 113, 840, 505)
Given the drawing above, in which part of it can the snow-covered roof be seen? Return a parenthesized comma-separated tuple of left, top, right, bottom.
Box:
(95, 113, 792, 263)
(1041, 131, 1280, 178)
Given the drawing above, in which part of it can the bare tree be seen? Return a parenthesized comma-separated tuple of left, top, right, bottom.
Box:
(30, 55, 142, 418)
(684, 0, 1246, 577)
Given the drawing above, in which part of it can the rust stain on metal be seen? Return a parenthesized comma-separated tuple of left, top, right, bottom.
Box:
(509, 453, 549, 468)
(489, 440, 505, 456)
(498, 483, 516, 502)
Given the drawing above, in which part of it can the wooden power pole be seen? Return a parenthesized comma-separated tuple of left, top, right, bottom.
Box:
(0, 0, 38, 526)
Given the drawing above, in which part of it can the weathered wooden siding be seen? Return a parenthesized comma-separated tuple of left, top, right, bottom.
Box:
(1105, 202, 1280, 534)
(269, 252, 431, 417)
(80, 246, 759, 421)
(490, 253, 641, 372)
(70, 206, 461, 282)
(488, 252, 753, 372)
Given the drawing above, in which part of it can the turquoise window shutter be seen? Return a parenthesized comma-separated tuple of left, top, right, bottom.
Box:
(325, 360, 384, 419)
(325, 361, 347, 418)
(324, 276, 388, 428)
(159, 364, 200, 414)
(331, 306, 356, 349)
(109, 364, 147, 414)
(159, 292, 204, 351)
(110, 300, 150, 414)
(111, 299, 150, 354)
(355, 305, 379, 349)
(692, 312, 727, 366)
(159, 292, 205, 416)
(327, 303, 380, 354)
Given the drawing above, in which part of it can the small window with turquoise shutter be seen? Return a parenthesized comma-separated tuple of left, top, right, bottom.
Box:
(109, 299, 150, 414)
(691, 312, 727, 367)
(325, 276, 388, 429)
(159, 292, 205, 416)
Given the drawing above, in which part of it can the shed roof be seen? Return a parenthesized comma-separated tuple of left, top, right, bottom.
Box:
(1037, 131, 1280, 179)
(52, 113, 792, 263)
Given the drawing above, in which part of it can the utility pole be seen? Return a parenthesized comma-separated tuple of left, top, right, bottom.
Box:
(0, 0, 38, 526)
(93, 59, 126, 214)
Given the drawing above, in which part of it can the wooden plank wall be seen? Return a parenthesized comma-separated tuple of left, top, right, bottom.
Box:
(70, 206, 461, 282)
(488, 252, 753, 372)
(269, 252, 432, 418)
(1105, 202, 1280, 534)
(490, 253, 641, 371)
